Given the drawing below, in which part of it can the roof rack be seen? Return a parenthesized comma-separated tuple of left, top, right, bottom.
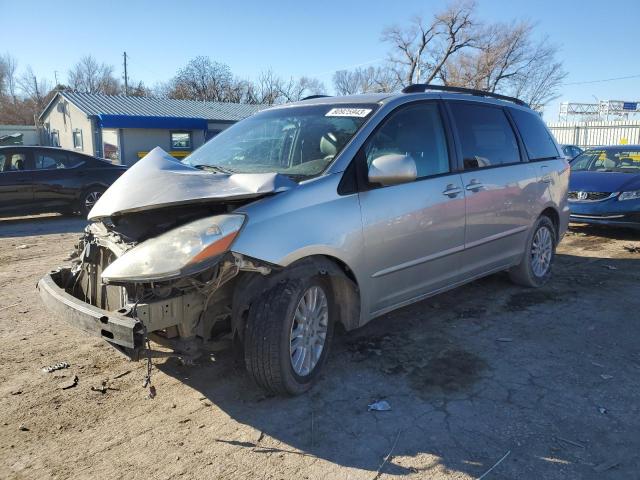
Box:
(401, 84, 529, 107)
(300, 94, 332, 101)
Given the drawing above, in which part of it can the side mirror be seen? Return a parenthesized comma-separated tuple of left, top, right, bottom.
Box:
(368, 154, 417, 186)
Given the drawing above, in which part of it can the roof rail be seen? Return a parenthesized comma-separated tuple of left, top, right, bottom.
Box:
(401, 84, 529, 107)
(300, 94, 332, 101)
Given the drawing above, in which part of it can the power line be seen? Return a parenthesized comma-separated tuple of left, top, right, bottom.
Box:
(563, 74, 640, 86)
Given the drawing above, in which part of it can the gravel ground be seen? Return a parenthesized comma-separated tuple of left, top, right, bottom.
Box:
(1, 214, 639, 480)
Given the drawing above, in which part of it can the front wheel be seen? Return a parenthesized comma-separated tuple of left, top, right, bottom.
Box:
(244, 276, 334, 395)
(79, 187, 105, 217)
(509, 216, 557, 288)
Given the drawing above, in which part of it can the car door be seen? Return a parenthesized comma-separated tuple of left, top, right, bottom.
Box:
(446, 101, 538, 277)
(31, 149, 87, 208)
(358, 101, 467, 316)
(0, 148, 35, 215)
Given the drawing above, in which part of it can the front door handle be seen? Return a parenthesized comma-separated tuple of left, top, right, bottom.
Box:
(465, 180, 484, 191)
(442, 184, 463, 197)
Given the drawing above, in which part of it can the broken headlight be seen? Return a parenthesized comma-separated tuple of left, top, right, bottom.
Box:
(101, 214, 245, 283)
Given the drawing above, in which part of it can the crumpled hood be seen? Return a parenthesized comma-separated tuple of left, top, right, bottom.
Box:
(570, 171, 640, 193)
(88, 147, 297, 220)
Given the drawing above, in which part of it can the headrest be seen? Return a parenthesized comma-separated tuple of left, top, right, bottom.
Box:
(320, 132, 338, 158)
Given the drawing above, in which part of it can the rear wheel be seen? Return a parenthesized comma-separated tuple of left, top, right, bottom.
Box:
(244, 276, 334, 395)
(79, 187, 105, 217)
(509, 216, 556, 287)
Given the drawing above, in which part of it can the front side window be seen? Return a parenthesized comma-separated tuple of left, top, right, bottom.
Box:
(365, 102, 450, 179)
(509, 108, 559, 160)
(184, 104, 377, 180)
(171, 131, 192, 150)
(2, 152, 26, 171)
(449, 103, 520, 169)
(73, 129, 83, 149)
(571, 148, 640, 174)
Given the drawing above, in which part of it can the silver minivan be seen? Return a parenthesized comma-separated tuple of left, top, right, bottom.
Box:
(39, 85, 569, 395)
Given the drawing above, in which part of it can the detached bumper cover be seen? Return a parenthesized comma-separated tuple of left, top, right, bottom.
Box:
(38, 270, 143, 349)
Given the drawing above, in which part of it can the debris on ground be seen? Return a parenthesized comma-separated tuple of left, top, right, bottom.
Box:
(91, 380, 119, 394)
(15, 244, 29, 250)
(147, 385, 156, 399)
(623, 245, 640, 253)
(598, 406, 608, 414)
(603, 265, 618, 270)
(42, 362, 69, 373)
(600, 374, 614, 380)
(368, 400, 391, 412)
(10, 389, 22, 395)
(555, 436, 586, 449)
(0, 303, 20, 313)
(593, 460, 620, 472)
(61, 375, 79, 390)
(112, 370, 132, 379)
(477, 450, 511, 480)
(496, 337, 514, 342)
(18, 424, 29, 431)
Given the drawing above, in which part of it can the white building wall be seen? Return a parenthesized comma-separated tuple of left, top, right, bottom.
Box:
(547, 120, 640, 148)
(42, 97, 95, 154)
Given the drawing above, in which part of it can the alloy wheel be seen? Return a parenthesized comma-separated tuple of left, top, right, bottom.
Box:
(531, 226, 553, 277)
(289, 285, 329, 376)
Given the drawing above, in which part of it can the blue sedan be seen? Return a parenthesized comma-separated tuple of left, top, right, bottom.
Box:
(568, 146, 640, 229)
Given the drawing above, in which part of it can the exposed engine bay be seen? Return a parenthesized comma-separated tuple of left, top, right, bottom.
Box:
(58, 201, 274, 362)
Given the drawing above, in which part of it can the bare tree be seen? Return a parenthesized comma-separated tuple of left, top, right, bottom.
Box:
(382, 1, 477, 86)
(243, 70, 326, 105)
(280, 76, 326, 102)
(440, 21, 567, 106)
(333, 66, 399, 94)
(0, 53, 19, 101)
(68, 55, 121, 94)
(168, 56, 234, 102)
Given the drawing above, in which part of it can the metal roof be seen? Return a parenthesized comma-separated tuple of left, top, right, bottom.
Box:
(41, 91, 266, 122)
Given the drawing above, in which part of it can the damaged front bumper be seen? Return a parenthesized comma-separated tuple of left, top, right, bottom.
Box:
(38, 268, 143, 351)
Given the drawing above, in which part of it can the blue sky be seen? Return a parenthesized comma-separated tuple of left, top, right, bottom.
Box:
(1, 0, 638, 120)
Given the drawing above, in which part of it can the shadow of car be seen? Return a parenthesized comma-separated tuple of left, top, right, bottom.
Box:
(0, 145, 127, 217)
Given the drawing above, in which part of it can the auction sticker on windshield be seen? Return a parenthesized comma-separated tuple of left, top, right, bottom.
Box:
(325, 108, 372, 117)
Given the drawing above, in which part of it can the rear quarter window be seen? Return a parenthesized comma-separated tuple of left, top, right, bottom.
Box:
(510, 108, 559, 160)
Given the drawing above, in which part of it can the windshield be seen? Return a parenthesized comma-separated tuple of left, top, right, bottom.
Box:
(184, 104, 377, 179)
(571, 147, 640, 174)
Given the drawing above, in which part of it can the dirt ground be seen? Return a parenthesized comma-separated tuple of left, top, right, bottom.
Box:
(1, 215, 639, 480)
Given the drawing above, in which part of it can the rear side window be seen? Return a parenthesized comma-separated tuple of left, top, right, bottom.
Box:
(510, 108, 559, 160)
(35, 151, 84, 169)
(448, 103, 520, 169)
(365, 102, 450, 179)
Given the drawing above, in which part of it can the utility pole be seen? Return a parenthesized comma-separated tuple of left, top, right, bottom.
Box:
(54, 70, 59, 87)
(123, 51, 129, 96)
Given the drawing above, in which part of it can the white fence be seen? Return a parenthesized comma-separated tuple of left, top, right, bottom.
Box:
(547, 120, 640, 148)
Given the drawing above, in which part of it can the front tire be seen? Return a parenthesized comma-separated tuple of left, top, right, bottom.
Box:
(509, 216, 557, 287)
(244, 276, 334, 395)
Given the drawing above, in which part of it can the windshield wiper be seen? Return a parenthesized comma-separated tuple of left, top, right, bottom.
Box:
(192, 164, 235, 174)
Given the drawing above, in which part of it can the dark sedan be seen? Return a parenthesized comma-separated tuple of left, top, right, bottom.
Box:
(0, 146, 127, 217)
(569, 145, 640, 229)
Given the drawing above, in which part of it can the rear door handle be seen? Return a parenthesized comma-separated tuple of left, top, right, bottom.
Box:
(442, 184, 463, 197)
(465, 180, 484, 191)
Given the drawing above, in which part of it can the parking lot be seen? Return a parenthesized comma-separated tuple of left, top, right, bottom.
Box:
(0, 215, 639, 479)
